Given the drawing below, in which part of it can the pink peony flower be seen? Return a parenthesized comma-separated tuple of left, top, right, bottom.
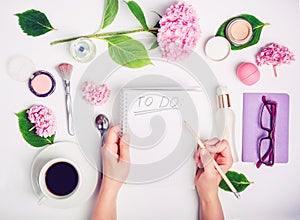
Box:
(256, 43, 295, 77)
(27, 105, 56, 138)
(157, 2, 201, 61)
(82, 81, 111, 105)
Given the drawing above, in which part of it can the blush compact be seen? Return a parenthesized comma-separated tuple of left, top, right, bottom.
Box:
(28, 70, 56, 97)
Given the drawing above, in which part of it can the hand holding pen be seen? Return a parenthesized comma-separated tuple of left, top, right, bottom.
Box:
(184, 121, 240, 199)
(194, 138, 234, 220)
(194, 138, 234, 197)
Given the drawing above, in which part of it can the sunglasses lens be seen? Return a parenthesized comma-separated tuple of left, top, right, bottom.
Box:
(260, 104, 275, 131)
(259, 138, 271, 160)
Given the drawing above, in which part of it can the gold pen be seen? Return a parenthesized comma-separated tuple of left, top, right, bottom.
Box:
(184, 120, 241, 199)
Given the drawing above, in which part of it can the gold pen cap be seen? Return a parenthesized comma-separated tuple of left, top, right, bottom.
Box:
(217, 86, 231, 108)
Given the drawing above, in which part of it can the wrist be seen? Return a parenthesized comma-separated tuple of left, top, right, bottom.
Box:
(198, 191, 219, 204)
(102, 175, 123, 190)
(100, 177, 122, 194)
(197, 187, 219, 203)
(99, 184, 119, 200)
(199, 193, 224, 220)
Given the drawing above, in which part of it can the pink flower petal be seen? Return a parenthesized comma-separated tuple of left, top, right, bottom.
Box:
(256, 43, 295, 67)
(157, 2, 201, 61)
(82, 81, 111, 106)
(27, 105, 56, 138)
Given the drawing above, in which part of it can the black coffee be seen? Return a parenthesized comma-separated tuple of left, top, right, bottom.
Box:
(45, 162, 79, 197)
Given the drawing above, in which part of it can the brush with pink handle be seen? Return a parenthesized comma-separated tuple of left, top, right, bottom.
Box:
(56, 63, 74, 136)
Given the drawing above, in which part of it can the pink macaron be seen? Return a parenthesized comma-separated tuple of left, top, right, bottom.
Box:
(236, 62, 260, 86)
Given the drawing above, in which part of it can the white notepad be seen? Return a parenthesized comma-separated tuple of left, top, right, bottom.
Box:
(120, 87, 205, 184)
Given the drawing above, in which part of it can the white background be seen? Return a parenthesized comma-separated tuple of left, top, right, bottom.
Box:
(1, 0, 300, 219)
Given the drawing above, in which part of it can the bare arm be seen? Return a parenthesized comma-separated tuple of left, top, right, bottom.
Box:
(92, 125, 130, 220)
(93, 186, 118, 220)
(199, 195, 224, 220)
(194, 138, 233, 220)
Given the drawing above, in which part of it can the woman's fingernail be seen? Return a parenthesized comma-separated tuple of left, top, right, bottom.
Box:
(122, 133, 130, 142)
(200, 148, 209, 156)
(207, 137, 220, 146)
(215, 140, 224, 151)
(206, 145, 217, 153)
(200, 149, 213, 166)
(113, 125, 121, 133)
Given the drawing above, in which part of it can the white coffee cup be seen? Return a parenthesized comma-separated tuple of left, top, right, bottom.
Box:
(38, 158, 81, 204)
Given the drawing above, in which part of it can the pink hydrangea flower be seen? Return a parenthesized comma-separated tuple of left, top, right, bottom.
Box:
(27, 105, 56, 138)
(157, 2, 201, 61)
(82, 81, 111, 106)
(256, 43, 295, 77)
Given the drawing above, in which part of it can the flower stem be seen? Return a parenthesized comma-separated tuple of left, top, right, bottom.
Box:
(272, 65, 278, 77)
(29, 125, 36, 132)
(50, 28, 159, 46)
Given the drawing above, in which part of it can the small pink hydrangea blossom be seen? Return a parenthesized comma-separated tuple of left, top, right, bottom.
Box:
(256, 43, 295, 77)
(157, 2, 201, 61)
(27, 105, 56, 138)
(82, 81, 111, 106)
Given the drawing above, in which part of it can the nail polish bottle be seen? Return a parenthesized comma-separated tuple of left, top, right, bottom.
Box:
(215, 86, 239, 162)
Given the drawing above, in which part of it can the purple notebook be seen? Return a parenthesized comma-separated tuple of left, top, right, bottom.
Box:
(242, 93, 289, 163)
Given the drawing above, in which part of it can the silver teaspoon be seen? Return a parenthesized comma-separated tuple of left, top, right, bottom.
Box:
(95, 114, 110, 146)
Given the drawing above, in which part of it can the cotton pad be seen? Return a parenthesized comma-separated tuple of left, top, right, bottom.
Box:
(7, 55, 36, 82)
(205, 36, 231, 61)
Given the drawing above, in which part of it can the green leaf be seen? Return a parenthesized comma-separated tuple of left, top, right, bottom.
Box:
(16, 109, 55, 147)
(125, 1, 148, 30)
(216, 14, 269, 50)
(103, 35, 152, 68)
(219, 170, 253, 193)
(15, 9, 56, 37)
(101, 0, 119, 29)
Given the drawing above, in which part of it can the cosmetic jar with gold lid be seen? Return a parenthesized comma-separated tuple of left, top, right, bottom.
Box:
(225, 18, 253, 46)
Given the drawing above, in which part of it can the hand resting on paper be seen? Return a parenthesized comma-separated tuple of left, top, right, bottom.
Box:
(194, 138, 233, 220)
(92, 125, 130, 220)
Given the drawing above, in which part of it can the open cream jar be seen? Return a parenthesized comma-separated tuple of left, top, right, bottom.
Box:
(225, 18, 253, 46)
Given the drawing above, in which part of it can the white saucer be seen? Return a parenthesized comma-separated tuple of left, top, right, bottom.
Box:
(30, 142, 99, 209)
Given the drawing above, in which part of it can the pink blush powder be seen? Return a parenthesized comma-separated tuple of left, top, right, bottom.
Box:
(31, 74, 52, 94)
(29, 70, 56, 97)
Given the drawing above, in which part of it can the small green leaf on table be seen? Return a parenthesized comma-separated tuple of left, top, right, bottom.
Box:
(216, 14, 268, 50)
(219, 170, 253, 193)
(103, 35, 152, 68)
(16, 110, 55, 147)
(125, 0, 149, 30)
(101, 0, 119, 29)
(15, 9, 56, 37)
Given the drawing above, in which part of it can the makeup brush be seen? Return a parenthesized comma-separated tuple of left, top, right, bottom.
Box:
(56, 63, 74, 136)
